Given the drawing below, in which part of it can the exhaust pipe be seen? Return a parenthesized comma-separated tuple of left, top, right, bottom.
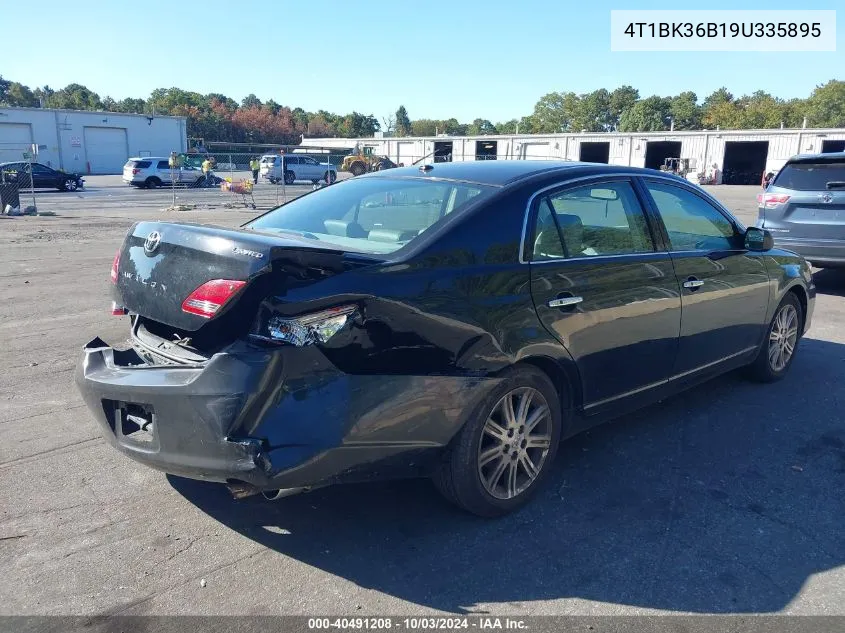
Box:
(261, 487, 308, 501)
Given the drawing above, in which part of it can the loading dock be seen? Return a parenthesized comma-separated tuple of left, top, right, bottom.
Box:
(645, 141, 682, 170)
(822, 140, 845, 153)
(434, 141, 453, 162)
(722, 141, 769, 185)
(579, 141, 610, 164)
(476, 140, 497, 160)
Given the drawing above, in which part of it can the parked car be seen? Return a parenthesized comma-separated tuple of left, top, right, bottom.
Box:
(757, 152, 845, 268)
(259, 154, 337, 185)
(0, 161, 84, 191)
(77, 161, 814, 517)
(122, 157, 207, 188)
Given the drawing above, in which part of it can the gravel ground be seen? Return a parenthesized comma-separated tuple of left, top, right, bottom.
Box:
(0, 181, 843, 617)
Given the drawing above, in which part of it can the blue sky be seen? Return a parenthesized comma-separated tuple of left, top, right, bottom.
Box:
(3, 0, 842, 122)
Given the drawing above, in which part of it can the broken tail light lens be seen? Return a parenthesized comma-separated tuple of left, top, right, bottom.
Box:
(254, 305, 358, 347)
(110, 250, 120, 284)
(757, 193, 790, 209)
(181, 279, 246, 318)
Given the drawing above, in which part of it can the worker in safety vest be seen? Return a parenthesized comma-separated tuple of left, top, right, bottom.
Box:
(250, 157, 260, 184)
(202, 158, 213, 185)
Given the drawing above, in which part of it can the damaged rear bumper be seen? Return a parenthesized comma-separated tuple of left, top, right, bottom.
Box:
(75, 338, 497, 493)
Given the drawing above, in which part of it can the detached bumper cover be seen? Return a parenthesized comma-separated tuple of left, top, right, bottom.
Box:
(75, 338, 497, 490)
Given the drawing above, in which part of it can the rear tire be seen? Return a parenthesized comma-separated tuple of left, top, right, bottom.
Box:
(746, 292, 803, 383)
(350, 163, 365, 177)
(325, 171, 337, 184)
(433, 366, 562, 517)
(284, 171, 295, 185)
(145, 177, 160, 189)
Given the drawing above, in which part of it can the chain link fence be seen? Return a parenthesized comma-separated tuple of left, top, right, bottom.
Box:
(3, 148, 572, 217)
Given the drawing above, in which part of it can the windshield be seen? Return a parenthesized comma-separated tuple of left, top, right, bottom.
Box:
(246, 177, 496, 255)
(773, 160, 845, 191)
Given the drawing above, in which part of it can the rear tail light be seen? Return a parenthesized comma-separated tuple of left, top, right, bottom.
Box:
(757, 193, 790, 209)
(252, 305, 358, 347)
(181, 279, 246, 318)
(110, 250, 120, 284)
(111, 301, 128, 316)
(131, 168, 140, 175)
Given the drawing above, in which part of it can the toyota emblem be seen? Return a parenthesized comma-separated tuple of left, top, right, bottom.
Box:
(821, 193, 834, 204)
(144, 231, 162, 255)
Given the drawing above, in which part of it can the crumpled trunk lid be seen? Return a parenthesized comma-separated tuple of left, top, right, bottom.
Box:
(113, 221, 350, 334)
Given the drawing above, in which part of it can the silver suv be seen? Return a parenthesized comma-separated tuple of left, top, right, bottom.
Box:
(123, 157, 205, 188)
(757, 152, 845, 268)
(259, 154, 337, 185)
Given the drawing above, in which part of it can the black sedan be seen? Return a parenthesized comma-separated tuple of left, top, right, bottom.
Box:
(0, 161, 85, 191)
(76, 161, 815, 517)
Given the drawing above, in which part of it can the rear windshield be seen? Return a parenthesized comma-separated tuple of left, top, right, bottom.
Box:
(773, 160, 845, 191)
(246, 177, 496, 254)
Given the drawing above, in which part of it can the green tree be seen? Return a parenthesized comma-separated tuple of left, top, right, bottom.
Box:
(411, 119, 437, 136)
(44, 83, 103, 110)
(396, 105, 411, 136)
(608, 85, 639, 130)
(669, 91, 701, 130)
(806, 80, 845, 128)
(530, 91, 582, 133)
(618, 96, 671, 131)
(736, 91, 788, 129)
(3, 82, 38, 107)
(266, 100, 283, 115)
(703, 87, 734, 110)
(573, 89, 612, 132)
(466, 118, 498, 135)
(241, 93, 262, 108)
(338, 112, 379, 137)
(115, 97, 148, 114)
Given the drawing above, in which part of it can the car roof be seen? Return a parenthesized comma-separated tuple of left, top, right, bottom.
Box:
(360, 160, 687, 187)
(786, 152, 845, 163)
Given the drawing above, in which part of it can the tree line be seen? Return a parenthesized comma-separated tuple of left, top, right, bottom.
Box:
(1, 76, 844, 144)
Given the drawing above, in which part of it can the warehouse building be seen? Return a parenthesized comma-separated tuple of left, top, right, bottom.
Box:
(304, 127, 845, 185)
(0, 107, 187, 175)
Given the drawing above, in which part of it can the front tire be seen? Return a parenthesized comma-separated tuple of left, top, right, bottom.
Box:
(284, 171, 295, 185)
(746, 292, 803, 383)
(62, 178, 79, 192)
(433, 366, 562, 517)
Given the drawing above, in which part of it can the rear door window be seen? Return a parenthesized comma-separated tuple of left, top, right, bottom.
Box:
(156, 160, 170, 170)
(533, 180, 655, 259)
(773, 160, 845, 191)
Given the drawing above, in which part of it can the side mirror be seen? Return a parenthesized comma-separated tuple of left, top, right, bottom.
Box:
(745, 227, 774, 251)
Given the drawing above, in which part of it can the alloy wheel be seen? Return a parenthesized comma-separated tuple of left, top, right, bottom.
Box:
(477, 387, 552, 500)
(769, 303, 799, 372)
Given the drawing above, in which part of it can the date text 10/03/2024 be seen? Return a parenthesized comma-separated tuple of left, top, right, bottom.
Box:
(307, 617, 529, 630)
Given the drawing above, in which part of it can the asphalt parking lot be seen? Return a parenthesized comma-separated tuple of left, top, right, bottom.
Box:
(1, 181, 844, 616)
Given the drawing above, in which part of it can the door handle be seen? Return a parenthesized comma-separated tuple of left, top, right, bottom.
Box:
(548, 296, 583, 308)
(683, 277, 705, 290)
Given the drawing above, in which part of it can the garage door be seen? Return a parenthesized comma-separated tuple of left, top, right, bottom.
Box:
(83, 127, 128, 174)
(522, 143, 550, 159)
(397, 142, 416, 167)
(0, 123, 34, 163)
